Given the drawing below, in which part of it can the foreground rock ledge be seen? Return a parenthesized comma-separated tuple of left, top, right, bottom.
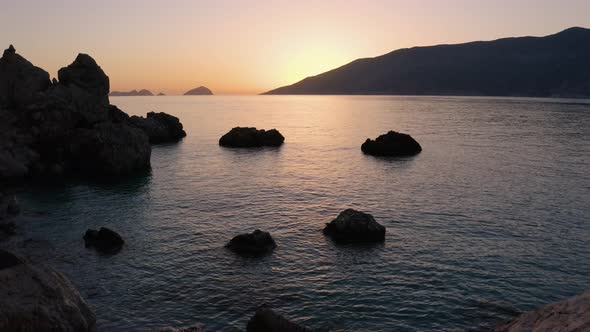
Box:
(219, 127, 285, 148)
(0, 250, 96, 331)
(226, 229, 277, 256)
(323, 209, 386, 243)
(492, 290, 590, 332)
(361, 131, 422, 157)
(247, 307, 313, 332)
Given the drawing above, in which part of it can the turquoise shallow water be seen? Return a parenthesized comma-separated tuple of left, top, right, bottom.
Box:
(7, 96, 590, 331)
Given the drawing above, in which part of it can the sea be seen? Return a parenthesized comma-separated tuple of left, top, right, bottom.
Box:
(7, 95, 590, 331)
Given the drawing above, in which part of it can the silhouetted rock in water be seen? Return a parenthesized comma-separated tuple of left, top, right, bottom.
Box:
(247, 307, 313, 332)
(323, 209, 386, 243)
(84, 227, 124, 254)
(0, 45, 185, 182)
(226, 230, 277, 256)
(361, 131, 422, 157)
(183, 86, 213, 95)
(0, 250, 96, 331)
(0, 45, 51, 108)
(129, 112, 187, 144)
(264, 27, 590, 98)
(110, 89, 154, 96)
(157, 92, 166, 96)
(158, 324, 206, 332)
(219, 127, 285, 148)
(491, 291, 590, 332)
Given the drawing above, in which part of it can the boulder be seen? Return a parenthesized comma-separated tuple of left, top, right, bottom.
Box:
(129, 111, 187, 144)
(0, 45, 51, 108)
(226, 230, 277, 256)
(69, 123, 151, 176)
(83, 227, 125, 254)
(361, 131, 422, 157)
(0, 250, 96, 331)
(492, 291, 590, 332)
(246, 307, 313, 332)
(323, 209, 386, 243)
(0, 193, 20, 220)
(57, 53, 110, 105)
(219, 127, 284, 148)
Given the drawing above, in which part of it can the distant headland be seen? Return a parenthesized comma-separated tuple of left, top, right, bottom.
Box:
(264, 27, 590, 98)
(110, 89, 154, 96)
(184, 86, 213, 95)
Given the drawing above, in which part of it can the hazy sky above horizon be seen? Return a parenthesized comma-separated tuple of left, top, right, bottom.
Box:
(1, 0, 589, 94)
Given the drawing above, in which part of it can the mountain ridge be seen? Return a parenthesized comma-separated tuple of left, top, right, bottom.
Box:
(263, 27, 590, 97)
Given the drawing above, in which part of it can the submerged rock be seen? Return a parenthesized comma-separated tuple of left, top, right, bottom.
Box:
(84, 227, 125, 254)
(361, 131, 422, 157)
(323, 209, 386, 243)
(0, 250, 96, 331)
(492, 290, 590, 332)
(226, 230, 277, 256)
(130, 111, 187, 144)
(246, 307, 313, 332)
(219, 127, 284, 148)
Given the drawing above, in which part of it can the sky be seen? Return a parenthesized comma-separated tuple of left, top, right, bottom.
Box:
(1, 0, 589, 95)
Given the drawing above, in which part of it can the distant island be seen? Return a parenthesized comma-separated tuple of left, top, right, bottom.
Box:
(110, 89, 154, 96)
(184, 86, 213, 95)
(264, 27, 590, 98)
(157, 92, 165, 96)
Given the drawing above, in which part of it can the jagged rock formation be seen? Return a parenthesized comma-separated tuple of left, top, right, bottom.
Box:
(219, 127, 284, 148)
(226, 230, 277, 256)
(361, 131, 422, 157)
(246, 307, 313, 332)
(183, 86, 213, 95)
(0, 45, 185, 181)
(323, 209, 386, 243)
(492, 291, 590, 332)
(0, 250, 96, 331)
(110, 89, 154, 96)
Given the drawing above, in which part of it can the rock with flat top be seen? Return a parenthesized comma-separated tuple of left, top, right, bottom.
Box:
(226, 230, 276, 256)
(219, 127, 284, 148)
(83, 227, 125, 254)
(491, 291, 590, 332)
(130, 111, 187, 143)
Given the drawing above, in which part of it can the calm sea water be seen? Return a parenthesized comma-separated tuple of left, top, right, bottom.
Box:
(7, 96, 590, 331)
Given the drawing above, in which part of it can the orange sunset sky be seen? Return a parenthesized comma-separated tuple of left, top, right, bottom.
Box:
(2, 0, 589, 95)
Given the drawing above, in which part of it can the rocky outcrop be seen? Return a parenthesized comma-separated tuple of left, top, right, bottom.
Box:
(246, 307, 313, 332)
(183, 86, 213, 95)
(226, 230, 277, 256)
(492, 291, 590, 332)
(219, 127, 284, 148)
(129, 112, 187, 144)
(361, 131, 422, 157)
(83, 227, 125, 254)
(0, 45, 51, 108)
(323, 209, 386, 243)
(0, 45, 185, 181)
(0, 250, 96, 331)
